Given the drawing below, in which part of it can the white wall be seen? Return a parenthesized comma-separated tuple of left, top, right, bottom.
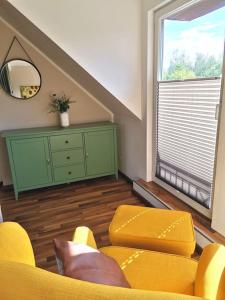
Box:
(8, 0, 142, 118)
(1, 0, 169, 182)
(0, 19, 112, 185)
(89, 0, 168, 181)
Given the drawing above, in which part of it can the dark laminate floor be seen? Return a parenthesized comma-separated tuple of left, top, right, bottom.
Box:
(0, 175, 145, 272)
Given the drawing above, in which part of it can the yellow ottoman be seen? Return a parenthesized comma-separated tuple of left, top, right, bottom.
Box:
(109, 205, 196, 257)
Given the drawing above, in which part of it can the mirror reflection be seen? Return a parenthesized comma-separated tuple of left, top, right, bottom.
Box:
(0, 59, 41, 100)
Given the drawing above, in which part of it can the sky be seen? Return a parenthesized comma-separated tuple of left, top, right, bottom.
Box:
(163, 5, 225, 70)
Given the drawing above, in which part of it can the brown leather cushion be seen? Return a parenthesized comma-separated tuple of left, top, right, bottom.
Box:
(53, 239, 130, 288)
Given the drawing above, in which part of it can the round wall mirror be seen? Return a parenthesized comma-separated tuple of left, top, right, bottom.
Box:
(0, 59, 41, 100)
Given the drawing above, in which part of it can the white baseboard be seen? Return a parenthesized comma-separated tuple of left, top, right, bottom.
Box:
(133, 181, 212, 249)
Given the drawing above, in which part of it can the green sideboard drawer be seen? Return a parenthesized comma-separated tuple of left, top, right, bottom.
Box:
(50, 133, 83, 151)
(52, 149, 84, 167)
(2, 122, 118, 200)
(54, 164, 85, 182)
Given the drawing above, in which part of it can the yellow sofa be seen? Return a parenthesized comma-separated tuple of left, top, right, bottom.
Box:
(0, 222, 224, 300)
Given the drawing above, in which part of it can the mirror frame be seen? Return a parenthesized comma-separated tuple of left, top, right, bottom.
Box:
(0, 58, 42, 100)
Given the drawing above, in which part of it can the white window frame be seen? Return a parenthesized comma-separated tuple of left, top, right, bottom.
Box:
(211, 43, 225, 236)
(152, 0, 225, 219)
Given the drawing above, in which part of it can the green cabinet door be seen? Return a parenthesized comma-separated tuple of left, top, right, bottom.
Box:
(10, 137, 52, 189)
(84, 130, 115, 176)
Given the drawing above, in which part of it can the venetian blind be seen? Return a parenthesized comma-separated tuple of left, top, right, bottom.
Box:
(156, 78, 221, 208)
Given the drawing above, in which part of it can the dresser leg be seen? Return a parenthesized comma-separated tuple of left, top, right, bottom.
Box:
(14, 190, 19, 200)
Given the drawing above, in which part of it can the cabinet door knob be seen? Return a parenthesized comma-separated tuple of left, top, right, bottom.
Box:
(68, 171, 72, 175)
(67, 156, 70, 160)
(86, 153, 89, 157)
(47, 159, 50, 164)
(65, 140, 69, 144)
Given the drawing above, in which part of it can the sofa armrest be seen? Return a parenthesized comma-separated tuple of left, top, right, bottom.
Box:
(0, 222, 35, 266)
(72, 226, 97, 249)
(195, 244, 225, 299)
(0, 261, 205, 300)
(217, 268, 225, 300)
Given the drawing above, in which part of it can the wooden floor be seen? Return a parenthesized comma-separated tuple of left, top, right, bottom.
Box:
(0, 175, 145, 273)
(136, 179, 225, 246)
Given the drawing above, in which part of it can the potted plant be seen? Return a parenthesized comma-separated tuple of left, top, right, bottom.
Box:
(50, 93, 75, 127)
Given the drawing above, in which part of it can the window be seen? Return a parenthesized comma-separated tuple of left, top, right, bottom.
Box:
(154, 0, 225, 215)
(162, 3, 225, 80)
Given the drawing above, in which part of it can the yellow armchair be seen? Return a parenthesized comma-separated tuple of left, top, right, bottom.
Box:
(0, 222, 224, 300)
(0, 221, 35, 266)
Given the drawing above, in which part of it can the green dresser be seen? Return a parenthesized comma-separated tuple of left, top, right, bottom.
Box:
(2, 122, 118, 200)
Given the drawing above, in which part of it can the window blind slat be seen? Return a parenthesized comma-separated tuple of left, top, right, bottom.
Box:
(158, 125, 216, 141)
(159, 119, 217, 132)
(159, 115, 217, 126)
(158, 123, 216, 138)
(158, 140, 215, 159)
(158, 131, 215, 147)
(158, 154, 213, 178)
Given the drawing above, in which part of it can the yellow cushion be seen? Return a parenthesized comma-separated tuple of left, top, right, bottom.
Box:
(0, 222, 35, 266)
(101, 246, 198, 295)
(0, 261, 204, 300)
(109, 205, 196, 256)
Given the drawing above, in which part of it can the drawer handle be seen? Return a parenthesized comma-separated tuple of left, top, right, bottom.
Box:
(67, 156, 70, 160)
(68, 171, 72, 175)
(65, 140, 69, 144)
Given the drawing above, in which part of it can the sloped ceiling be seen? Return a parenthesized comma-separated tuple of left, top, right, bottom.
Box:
(2, 0, 142, 119)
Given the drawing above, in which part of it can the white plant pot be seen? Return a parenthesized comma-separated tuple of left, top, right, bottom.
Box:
(59, 112, 69, 127)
